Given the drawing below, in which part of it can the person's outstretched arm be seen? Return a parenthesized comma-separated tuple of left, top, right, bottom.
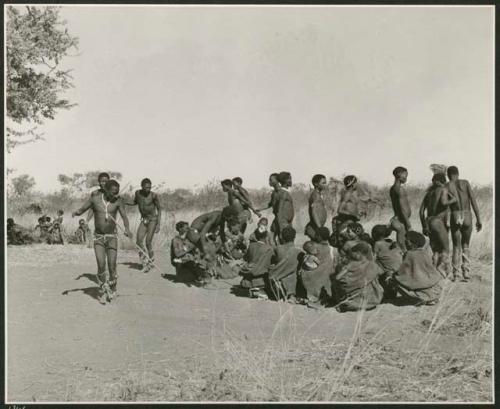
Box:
(419, 195, 428, 236)
(153, 193, 162, 233)
(123, 191, 138, 206)
(233, 190, 261, 216)
(117, 200, 133, 238)
(440, 188, 457, 206)
(467, 181, 482, 231)
(72, 198, 93, 217)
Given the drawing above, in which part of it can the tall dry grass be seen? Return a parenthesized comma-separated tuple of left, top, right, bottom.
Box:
(46, 278, 492, 402)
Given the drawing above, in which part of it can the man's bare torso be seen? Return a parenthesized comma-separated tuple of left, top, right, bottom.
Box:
(135, 190, 158, 219)
(390, 183, 411, 221)
(90, 193, 123, 235)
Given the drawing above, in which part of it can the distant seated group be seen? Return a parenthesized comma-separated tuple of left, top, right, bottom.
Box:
(169, 168, 473, 312)
(7, 210, 92, 246)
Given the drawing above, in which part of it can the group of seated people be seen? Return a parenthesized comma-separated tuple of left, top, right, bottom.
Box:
(7, 211, 92, 246)
(170, 207, 444, 312)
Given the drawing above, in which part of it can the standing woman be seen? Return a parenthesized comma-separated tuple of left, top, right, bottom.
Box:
(271, 171, 294, 245)
(305, 174, 328, 242)
(419, 173, 457, 279)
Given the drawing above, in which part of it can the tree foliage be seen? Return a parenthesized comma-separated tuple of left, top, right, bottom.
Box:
(6, 6, 79, 152)
(57, 171, 123, 195)
(11, 174, 36, 197)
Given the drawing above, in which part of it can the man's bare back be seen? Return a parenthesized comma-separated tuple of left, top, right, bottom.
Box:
(390, 183, 411, 224)
(447, 180, 473, 213)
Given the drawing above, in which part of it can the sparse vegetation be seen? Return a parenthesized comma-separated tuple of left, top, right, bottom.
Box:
(6, 176, 493, 403)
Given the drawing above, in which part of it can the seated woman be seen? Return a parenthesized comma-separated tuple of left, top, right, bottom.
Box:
(267, 226, 302, 302)
(371, 224, 403, 300)
(298, 227, 334, 308)
(239, 228, 274, 299)
(333, 242, 384, 312)
(390, 231, 444, 306)
(170, 221, 203, 282)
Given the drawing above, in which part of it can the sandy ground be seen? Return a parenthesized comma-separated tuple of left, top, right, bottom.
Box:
(6, 244, 493, 403)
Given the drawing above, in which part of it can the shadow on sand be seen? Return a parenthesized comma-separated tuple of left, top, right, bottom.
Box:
(229, 285, 251, 298)
(62, 286, 102, 302)
(120, 261, 143, 271)
(74, 273, 100, 285)
(161, 273, 199, 288)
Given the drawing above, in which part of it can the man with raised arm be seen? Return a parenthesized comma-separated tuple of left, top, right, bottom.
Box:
(72, 179, 132, 304)
(86, 172, 110, 223)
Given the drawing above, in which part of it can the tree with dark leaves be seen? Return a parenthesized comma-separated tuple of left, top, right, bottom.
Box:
(6, 6, 79, 152)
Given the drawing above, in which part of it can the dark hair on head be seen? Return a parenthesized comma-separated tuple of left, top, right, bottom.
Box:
(318, 226, 331, 241)
(432, 173, 447, 185)
(312, 174, 326, 186)
(348, 222, 364, 236)
(98, 172, 110, 180)
(258, 217, 268, 225)
(141, 178, 152, 187)
(352, 242, 373, 260)
(57, 209, 64, 215)
(221, 179, 233, 187)
(227, 217, 241, 227)
(175, 221, 189, 231)
(392, 166, 407, 177)
(79, 219, 85, 223)
(343, 175, 357, 187)
(105, 179, 120, 191)
(447, 166, 459, 178)
(7, 218, 14, 224)
(46, 216, 51, 222)
(232, 177, 243, 185)
(277, 171, 291, 185)
(270, 173, 279, 179)
(281, 226, 296, 243)
(371, 224, 390, 241)
(38, 217, 43, 222)
(406, 231, 426, 249)
(303, 240, 317, 253)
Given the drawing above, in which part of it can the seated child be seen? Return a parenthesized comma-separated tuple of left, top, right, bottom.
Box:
(76, 219, 91, 244)
(334, 242, 384, 312)
(390, 231, 443, 306)
(249, 217, 273, 246)
(301, 241, 321, 271)
(48, 222, 64, 245)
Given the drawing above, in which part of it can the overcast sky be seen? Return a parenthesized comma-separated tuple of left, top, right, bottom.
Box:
(6, 5, 494, 192)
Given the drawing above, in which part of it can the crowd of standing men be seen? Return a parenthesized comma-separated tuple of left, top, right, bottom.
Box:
(66, 165, 481, 308)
